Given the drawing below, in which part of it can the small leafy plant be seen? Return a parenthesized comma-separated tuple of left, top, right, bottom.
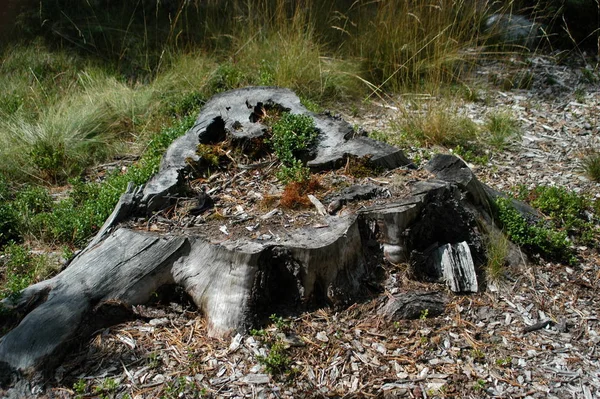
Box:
(495, 356, 512, 367)
(268, 112, 318, 184)
(269, 313, 290, 331)
(470, 349, 485, 362)
(1, 243, 36, 300)
(73, 379, 87, 398)
(253, 314, 296, 378)
(473, 379, 486, 391)
(524, 185, 599, 247)
(257, 341, 293, 376)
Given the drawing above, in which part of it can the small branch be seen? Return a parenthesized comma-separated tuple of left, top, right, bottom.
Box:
(523, 319, 555, 334)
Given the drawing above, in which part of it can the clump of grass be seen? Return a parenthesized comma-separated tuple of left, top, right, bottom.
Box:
(0, 43, 84, 118)
(393, 103, 479, 149)
(226, 2, 362, 102)
(484, 111, 521, 150)
(0, 69, 156, 183)
(348, 0, 484, 92)
(0, 115, 196, 249)
(484, 228, 510, 283)
(582, 151, 600, 182)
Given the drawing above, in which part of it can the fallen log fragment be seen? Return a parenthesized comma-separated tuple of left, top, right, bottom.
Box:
(379, 292, 447, 320)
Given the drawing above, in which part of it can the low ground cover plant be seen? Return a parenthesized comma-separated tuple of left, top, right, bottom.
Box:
(0, 0, 596, 307)
(495, 185, 599, 265)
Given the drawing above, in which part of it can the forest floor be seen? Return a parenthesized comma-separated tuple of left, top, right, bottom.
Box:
(4, 52, 600, 399)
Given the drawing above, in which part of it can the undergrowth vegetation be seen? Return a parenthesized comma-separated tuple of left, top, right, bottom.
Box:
(494, 185, 600, 265)
(374, 103, 521, 166)
(269, 113, 319, 183)
(0, 0, 597, 297)
(0, 115, 195, 298)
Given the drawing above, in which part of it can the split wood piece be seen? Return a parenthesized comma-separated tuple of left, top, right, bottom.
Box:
(379, 292, 447, 321)
(434, 242, 478, 293)
(307, 194, 327, 216)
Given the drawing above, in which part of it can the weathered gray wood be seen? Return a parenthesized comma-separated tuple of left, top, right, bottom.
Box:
(88, 182, 142, 248)
(379, 292, 447, 320)
(0, 90, 539, 384)
(0, 230, 186, 376)
(141, 87, 412, 213)
(0, 215, 368, 379)
(433, 242, 478, 293)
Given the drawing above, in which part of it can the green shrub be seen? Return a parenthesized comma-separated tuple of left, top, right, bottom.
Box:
(1, 243, 34, 299)
(0, 175, 20, 247)
(0, 243, 55, 300)
(269, 113, 318, 183)
(258, 341, 293, 376)
(0, 205, 20, 249)
(526, 185, 598, 246)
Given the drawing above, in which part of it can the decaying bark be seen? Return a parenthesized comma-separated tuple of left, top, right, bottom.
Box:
(0, 88, 535, 383)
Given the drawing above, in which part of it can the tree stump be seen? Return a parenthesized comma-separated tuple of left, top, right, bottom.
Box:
(0, 87, 534, 383)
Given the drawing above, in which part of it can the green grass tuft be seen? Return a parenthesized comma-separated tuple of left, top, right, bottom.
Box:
(484, 111, 521, 150)
(392, 103, 479, 149)
(484, 228, 510, 284)
(582, 151, 600, 182)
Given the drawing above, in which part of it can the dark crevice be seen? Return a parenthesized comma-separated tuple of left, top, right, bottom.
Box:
(200, 117, 227, 144)
(249, 100, 290, 123)
(250, 247, 305, 326)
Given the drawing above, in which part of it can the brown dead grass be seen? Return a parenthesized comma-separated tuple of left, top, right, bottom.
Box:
(280, 177, 323, 209)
